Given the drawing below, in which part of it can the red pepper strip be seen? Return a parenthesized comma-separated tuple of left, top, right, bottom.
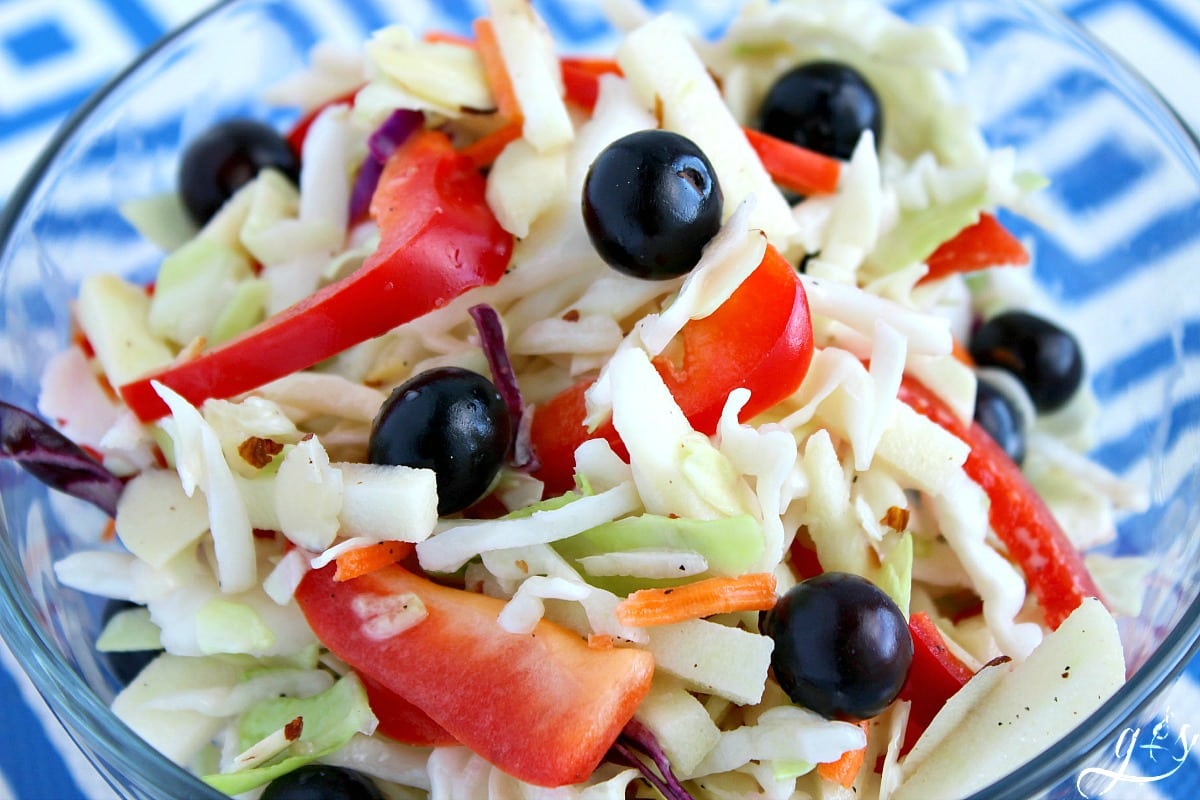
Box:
(560, 56, 623, 111)
(896, 611, 974, 755)
(921, 212, 1029, 284)
(787, 534, 824, 581)
(294, 563, 653, 788)
(358, 671, 459, 746)
(285, 88, 360, 156)
(897, 376, 1103, 629)
(742, 127, 842, 196)
(119, 130, 514, 421)
(529, 380, 625, 496)
(530, 244, 814, 495)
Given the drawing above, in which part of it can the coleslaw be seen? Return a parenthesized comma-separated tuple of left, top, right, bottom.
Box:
(8, 0, 1155, 798)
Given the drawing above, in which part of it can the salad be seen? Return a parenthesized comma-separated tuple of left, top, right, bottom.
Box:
(0, 0, 1153, 798)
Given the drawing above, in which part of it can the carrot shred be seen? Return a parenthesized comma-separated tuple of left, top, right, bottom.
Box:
(614, 573, 777, 628)
(817, 721, 870, 788)
(472, 18, 522, 123)
(951, 339, 975, 367)
(743, 127, 841, 196)
(101, 518, 117, 542)
(460, 120, 525, 168)
(423, 30, 475, 47)
(334, 541, 415, 582)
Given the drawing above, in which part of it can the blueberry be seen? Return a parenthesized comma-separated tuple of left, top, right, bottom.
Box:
(762, 572, 912, 720)
(969, 311, 1084, 413)
(368, 367, 511, 516)
(582, 129, 723, 280)
(757, 61, 882, 160)
(974, 376, 1027, 464)
(179, 118, 300, 226)
(261, 765, 384, 800)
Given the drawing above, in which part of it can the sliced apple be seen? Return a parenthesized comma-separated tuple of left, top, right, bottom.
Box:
(893, 598, 1124, 799)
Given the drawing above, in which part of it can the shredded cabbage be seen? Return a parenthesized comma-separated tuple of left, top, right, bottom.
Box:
(154, 382, 257, 594)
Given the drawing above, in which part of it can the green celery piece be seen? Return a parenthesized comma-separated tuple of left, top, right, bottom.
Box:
(877, 532, 914, 619)
(773, 759, 815, 781)
(118, 192, 198, 252)
(1015, 170, 1050, 193)
(209, 278, 269, 345)
(195, 599, 276, 655)
(203, 674, 374, 795)
(212, 644, 323, 673)
(96, 606, 162, 652)
(149, 236, 255, 346)
(553, 513, 765, 595)
(154, 236, 253, 295)
(501, 476, 592, 520)
(870, 189, 986, 274)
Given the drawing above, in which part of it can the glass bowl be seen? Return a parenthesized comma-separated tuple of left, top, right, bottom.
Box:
(1, 0, 1199, 798)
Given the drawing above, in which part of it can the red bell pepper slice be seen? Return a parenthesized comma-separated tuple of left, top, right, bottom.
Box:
(787, 535, 824, 581)
(921, 212, 1029, 284)
(294, 563, 654, 787)
(896, 611, 974, 755)
(530, 244, 814, 495)
(358, 672, 458, 746)
(285, 88, 360, 156)
(560, 56, 623, 112)
(119, 130, 513, 421)
(897, 376, 1103, 629)
(742, 127, 842, 197)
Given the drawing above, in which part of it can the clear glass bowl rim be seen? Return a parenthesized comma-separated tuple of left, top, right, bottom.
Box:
(0, 0, 1198, 798)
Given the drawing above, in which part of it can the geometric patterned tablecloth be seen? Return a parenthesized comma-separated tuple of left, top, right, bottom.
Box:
(1, 1, 1200, 799)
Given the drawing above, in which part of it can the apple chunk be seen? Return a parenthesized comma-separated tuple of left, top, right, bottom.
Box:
(893, 598, 1124, 799)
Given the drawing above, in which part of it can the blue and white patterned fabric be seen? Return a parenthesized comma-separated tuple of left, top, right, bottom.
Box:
(1, 0, 1199, 798)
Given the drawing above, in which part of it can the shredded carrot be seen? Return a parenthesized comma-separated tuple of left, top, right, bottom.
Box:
(460, 120, 524, 169)
(423, 30, 475, 47)
(472, 18, 522, 122)
(72, 329, 96, 359)
(334, 541, 414, 582)
(951, 339, 975, 367)
(587, 633, 615, 650)
(614, 573, 777, 628)
(101, 518, 117, 542)
(817, 721, 870, 788)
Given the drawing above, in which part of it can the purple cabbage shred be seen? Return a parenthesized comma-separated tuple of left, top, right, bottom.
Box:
(348, 109, 424, 221)
(0, 401, 123, 517)
(468, 303, 540, 472)
(609, 718, 695, 800)
(348, 155, 385, 222)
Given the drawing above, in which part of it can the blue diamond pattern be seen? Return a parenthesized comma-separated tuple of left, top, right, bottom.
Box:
(2, 18, 75, 68)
